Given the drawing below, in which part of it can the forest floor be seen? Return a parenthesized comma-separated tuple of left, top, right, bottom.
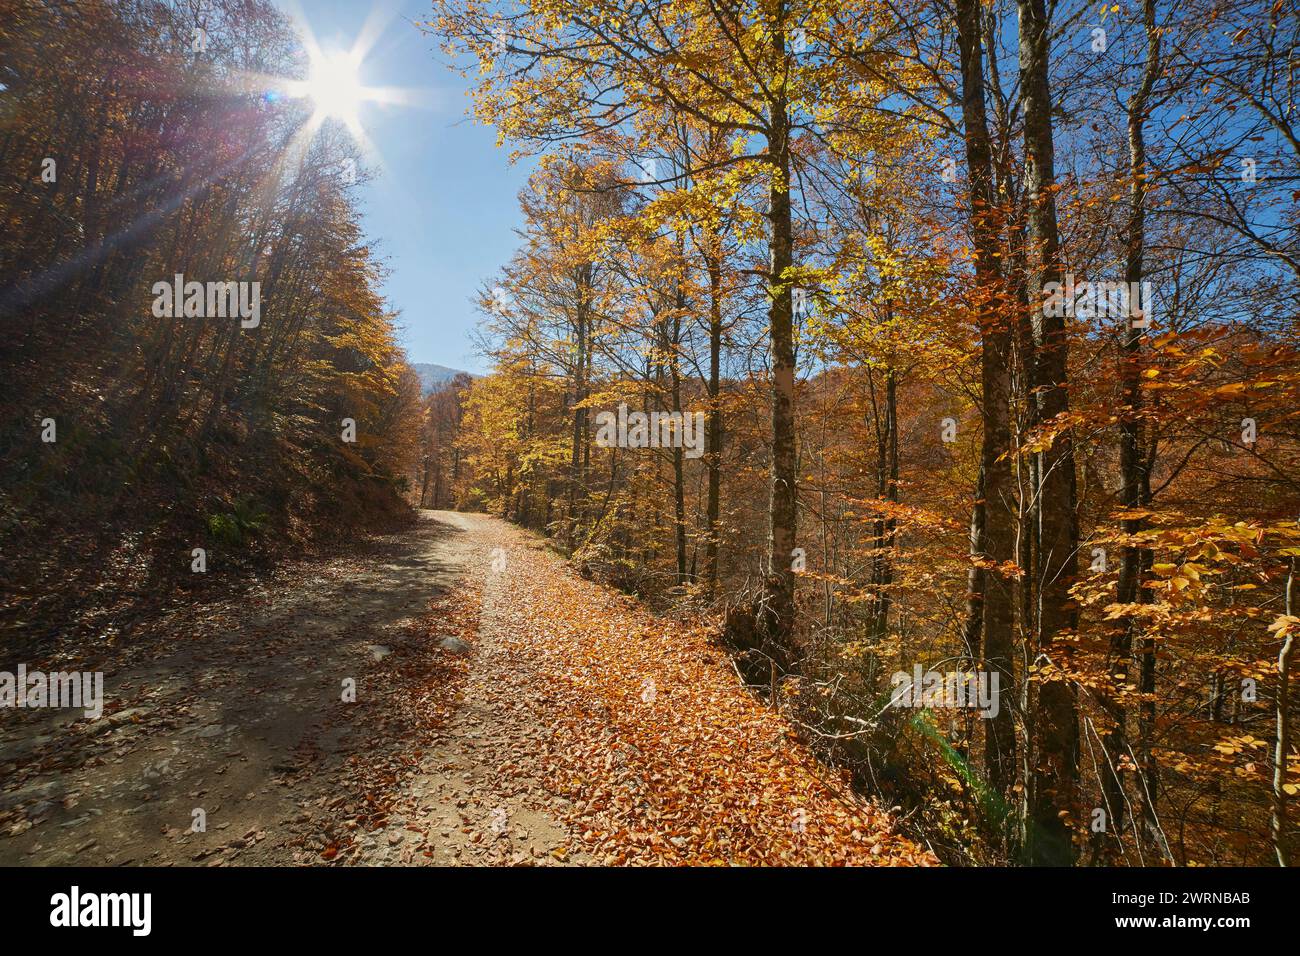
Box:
(0, 511, 935, 866)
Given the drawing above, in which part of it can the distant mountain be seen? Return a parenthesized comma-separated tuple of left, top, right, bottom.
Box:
(410, 363, 474, 395)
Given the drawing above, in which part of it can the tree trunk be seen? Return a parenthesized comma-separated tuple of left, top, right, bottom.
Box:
(1017, 0, 1081, 866)
(758, 7, 798, 674)
(704, 240, 723, 599)
(957, 0, 1018, 805)
(671, 282, 688, 585)
(869, 364, 898, 641)
(567, 265, 590, 554)
(419, 456, 432, 508)
(1102, 0, 1160, 860)
(1274, 559, 1295, 867)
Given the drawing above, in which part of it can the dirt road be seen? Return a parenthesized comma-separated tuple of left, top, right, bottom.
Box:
(0, 511, 570, 865)
(1, 510, 931, 867)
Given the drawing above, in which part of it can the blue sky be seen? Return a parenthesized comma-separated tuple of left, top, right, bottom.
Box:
(279, 0, 531, 374)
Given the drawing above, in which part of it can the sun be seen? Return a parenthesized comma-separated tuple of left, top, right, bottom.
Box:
(266, 12, 424, 157)
(303, 49, 365, 126)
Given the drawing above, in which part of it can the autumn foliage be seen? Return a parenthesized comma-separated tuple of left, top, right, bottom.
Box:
(427, 0, 1300, 865)
(0, 0, 423, 643)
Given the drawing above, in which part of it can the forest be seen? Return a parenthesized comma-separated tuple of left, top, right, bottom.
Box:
(1, 0, 424, 646)
(0, 0, 1297, 874)
(418, 0, 1300, 866)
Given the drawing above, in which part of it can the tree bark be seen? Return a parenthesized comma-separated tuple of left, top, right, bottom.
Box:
(957, 0, 1019, 803)
(1274, 558, 1295, 867)
(566, 263, 591, 554)
(1017, 0, 1081, 866)
(758, 5, 798, 674)
(704, 236, 724, 599)
(1102, 0, 1160, 859)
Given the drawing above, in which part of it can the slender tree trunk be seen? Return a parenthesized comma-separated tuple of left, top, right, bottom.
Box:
(670, 287, 688, 585)
(704, 243, 723, 599)
(1017, 0, 1081, 866)
(1102, 0, 1160, 859)
(868, 364, 898, 641)
(957, 0, 1018, 804)
(1274, 559, 1295, 866)
(567, 265, 590, 554)
(964, 464, 987, 660)
(759, 7, 798, 673)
